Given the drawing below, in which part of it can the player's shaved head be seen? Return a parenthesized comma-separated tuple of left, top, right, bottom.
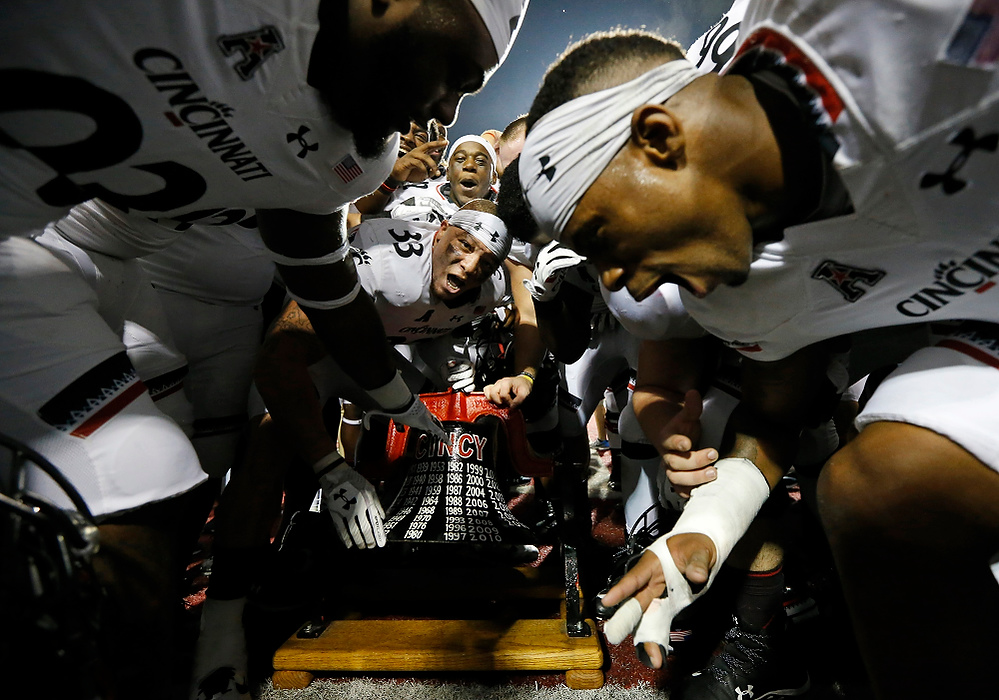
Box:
(527, 29, 685, 132)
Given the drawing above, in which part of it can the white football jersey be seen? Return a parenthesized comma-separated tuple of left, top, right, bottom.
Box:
(686, 0, 750, 75)
(138, 222, 275, 305)
(382, 180, 499, 227)
(349, 219, 508, 344)
(601, 283, 705, 341)
(1, 0, 396, 235)
(682, 0, 999, 361)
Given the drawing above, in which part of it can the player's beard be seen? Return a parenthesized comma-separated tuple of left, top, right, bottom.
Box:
(311, 11, 416, 160)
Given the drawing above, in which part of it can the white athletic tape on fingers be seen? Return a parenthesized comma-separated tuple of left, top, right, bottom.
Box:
(632, 540, 702, 652)
(604, 597, 643, 645)
(286, 279, 362, 310)
(628, 458, 770, 650)
(634, 598, 672, 660)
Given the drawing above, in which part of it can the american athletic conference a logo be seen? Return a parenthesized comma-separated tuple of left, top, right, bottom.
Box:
(218, 26, 285, 80)
(811, 260, 885, 302)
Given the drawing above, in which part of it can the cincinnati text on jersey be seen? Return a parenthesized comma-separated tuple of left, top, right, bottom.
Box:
(399, 324, 461, 335)
(134, 48, 273, 182)
(896, 237, 999, 317)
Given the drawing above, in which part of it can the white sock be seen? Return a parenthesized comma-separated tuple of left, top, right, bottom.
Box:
(193, 597, 248, 680)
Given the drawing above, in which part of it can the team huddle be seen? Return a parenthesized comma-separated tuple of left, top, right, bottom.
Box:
(2, 1, 997, 699)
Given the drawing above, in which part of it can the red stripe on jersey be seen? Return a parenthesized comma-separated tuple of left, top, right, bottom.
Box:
(151, 381, 185, 402)
(937, 338, 999, 370)
(71, 380, 147, 437)
(734, 28, 844, 123)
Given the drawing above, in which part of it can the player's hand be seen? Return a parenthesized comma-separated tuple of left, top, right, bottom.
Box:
(600, 532, 716, 669)
(522, 241, 586, 302)
(656, 389, 719, 498)
(363, 394, 447, 440)
(392, 140, 449, 183)
(317, 459, 386, 549)
(484, 374, 533, 408)
(444, 358, 476, 393)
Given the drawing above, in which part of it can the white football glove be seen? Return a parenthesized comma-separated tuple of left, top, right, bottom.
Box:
(363, 394, 447, 440)
(522, 241, 586, 302)
(444, 358, 476, 393)
(316, 456, 386, 549)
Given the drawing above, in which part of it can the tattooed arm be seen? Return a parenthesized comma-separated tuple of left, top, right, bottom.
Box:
(253, 300, 338, 465)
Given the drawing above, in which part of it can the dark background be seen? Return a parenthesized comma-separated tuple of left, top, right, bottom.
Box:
(450, 0, 734, 139)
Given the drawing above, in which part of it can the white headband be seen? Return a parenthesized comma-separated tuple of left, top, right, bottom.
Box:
(470, 0, 530, 69)
(519, 59, 701, 238)
(447, 209, 511, 259)
(448, 135, 498, 168)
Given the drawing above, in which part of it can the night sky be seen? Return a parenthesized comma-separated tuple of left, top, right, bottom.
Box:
(450, 0, 734, 139)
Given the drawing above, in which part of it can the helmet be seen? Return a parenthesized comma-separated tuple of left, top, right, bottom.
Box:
(0, 433, 104, 696)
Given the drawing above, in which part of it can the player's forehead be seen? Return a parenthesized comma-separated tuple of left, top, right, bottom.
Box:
(451, 225, 487, 250)
(453, 142, 490, 159)
(460, 225, 501, 258)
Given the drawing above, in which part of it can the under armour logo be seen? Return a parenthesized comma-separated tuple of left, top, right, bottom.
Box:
(489, 230, 500, 242)
(331, 488, 356, 510)
(217, 26, 285, 80)
(287, 126, 318, 159)
(811, 259, 886, 302)
(920, 127, 998, 195)
(734, 686, 754, 699)
(535, 155, 556, 183)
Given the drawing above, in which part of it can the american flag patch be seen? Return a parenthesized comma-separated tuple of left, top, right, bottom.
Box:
(333, 154, 363, 183)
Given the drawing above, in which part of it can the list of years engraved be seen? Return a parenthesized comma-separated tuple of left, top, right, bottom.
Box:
(442, 461, 500, 542)
(384, 460, 441, 531)
(383, 426, 537, 543)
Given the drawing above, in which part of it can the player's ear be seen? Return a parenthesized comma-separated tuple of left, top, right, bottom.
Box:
(363, 0, 420, 22)
(631, 104, 685, 171)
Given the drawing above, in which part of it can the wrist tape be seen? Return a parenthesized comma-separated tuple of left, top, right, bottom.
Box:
(605, 458, 770, 651)
(313, 451, 346, 477)
(286, 279, 362, 310)
(366, 371, 412, 411)
(268, 239, 351, 267)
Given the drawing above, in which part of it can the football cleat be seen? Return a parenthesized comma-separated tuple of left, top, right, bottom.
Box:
(595, 503, 665, 620)
(676, 614, 810, 699)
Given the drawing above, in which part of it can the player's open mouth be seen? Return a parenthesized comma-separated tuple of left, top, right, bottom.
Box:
(459, 177, 478, 189)
(446, 273, 465, 292)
